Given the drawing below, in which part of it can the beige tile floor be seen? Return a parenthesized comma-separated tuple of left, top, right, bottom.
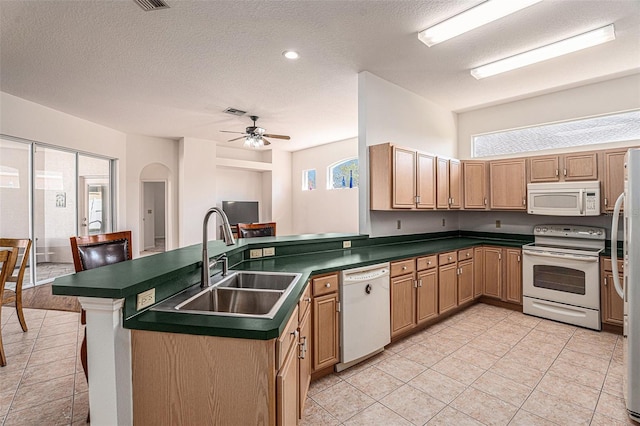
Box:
(0, 307, 87, 425)
(302, 303, 637, 426)
(1, 303, 635, 425)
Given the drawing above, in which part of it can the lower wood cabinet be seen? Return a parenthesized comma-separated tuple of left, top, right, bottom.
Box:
(505, 249, 522, 305)
(311, 273, 340, 372)
(483, 247, 503, 299)
(391, 260, 417, 337)
(298, 301, 311, 419)
(473, 247, 484, 299)
(457, 259, 474, 305)
(277, 334, 299, 426)
(602, 257, 624, 326)
(438, 262, 458, 314)
(416, 267, 438, 323)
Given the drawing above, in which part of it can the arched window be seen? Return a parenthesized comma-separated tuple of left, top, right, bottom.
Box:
(328, 158, 358, 189)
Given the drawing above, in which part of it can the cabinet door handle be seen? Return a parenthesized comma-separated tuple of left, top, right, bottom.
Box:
(563, 168, 567, 176)
(414, 280, 418, 288)
(415, 195, 421, 203)
(517, 255, 521, 262)
(304, 297, 311, 302)
(555, 169, 559, 177)
(291, 329, 299, 338)
(419, 279, 423, 287)
(325, 282, 331, 288)
(427, 261, 431, 265)
(298, 336, 307, 359)
(522, 198, 526, 206)
(484, 197, 487, 206)
(604, 197, 608, 206)
(604, 277, 608, 286)
(448, 256, 452, 261)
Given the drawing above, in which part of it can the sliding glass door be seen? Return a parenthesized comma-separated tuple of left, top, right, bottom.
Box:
(0, 135, 115, 286)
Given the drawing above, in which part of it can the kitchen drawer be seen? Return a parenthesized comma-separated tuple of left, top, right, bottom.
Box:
(298, 283, 312, 322)
(603, 257, 624, 273)
(391, 259, 415, 277)
(276, 305, 299, 370)
(439, 251, 457, 266)
(312, 273, 339, 296)
(416, 255, 437, 271)
(458, 248, 473, 261)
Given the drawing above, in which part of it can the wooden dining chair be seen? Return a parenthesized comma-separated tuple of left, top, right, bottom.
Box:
(0, 239, 32, 333)
(236, 222, 276, 238)
(69, 230, 132, 422)
(0, 247, 20, 367)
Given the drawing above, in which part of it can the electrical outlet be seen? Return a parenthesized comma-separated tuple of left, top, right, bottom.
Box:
(442, 218, 446, 227)
(250, 248, 263, 258)
(397, 220, 401, 230)
(496, 220, 502, 228)
(136, 288, 155, 310)
(342, 240, 351, 249)
(263, 247, 275, 256)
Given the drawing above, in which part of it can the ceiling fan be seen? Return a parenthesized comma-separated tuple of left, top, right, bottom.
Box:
(221, 115, 290, 148)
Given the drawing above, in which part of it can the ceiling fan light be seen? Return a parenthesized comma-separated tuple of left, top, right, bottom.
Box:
(470, 24, 616, 79)
(244, 135, 264, 149)
(418, 0, 542, 47)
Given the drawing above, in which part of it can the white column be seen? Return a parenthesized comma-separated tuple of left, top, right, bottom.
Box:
(78, 297, 132, 426)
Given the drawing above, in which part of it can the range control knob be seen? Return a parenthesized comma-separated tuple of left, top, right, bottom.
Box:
(535, 227, 541, 232)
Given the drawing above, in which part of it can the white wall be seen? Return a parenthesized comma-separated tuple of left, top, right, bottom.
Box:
(267, 149, 293, 235)
(357, 71, 459, 237)
(291, 138, 359, 234)
(458, 74, 640, 160)
(178, 137, 218, 247)
(128, 135, 178, 254)
(215, 168, 264, 218)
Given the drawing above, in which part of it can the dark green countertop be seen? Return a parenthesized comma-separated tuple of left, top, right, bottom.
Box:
(54, 232, 531, 340)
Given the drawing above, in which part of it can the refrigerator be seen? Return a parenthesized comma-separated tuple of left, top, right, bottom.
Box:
(612, 147, 640, 422)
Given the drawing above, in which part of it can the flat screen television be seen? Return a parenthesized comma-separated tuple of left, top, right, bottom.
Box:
(222, 201, 259, 225)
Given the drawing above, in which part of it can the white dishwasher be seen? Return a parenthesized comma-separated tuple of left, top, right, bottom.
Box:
(336, 262, 390, 372)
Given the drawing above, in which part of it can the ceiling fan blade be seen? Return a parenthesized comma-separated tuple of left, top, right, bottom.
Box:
(262, 138, 272, 146)
(262, 134, 290, 140)
(227, 136, 246, 142)
(220, 130, 246, 134)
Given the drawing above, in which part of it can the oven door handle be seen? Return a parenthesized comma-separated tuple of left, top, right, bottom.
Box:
(579, 189, 585, 215)
(523, 251, 599, 262)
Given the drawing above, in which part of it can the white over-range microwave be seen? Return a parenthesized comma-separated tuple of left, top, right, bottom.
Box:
(527, 181, 601, 216)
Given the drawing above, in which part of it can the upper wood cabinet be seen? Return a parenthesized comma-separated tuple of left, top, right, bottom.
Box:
(489, 159, 527, 210)
(529, 152, 598, 183)
(463, 161, 489, 209)
(369, 143, 436, 210)
(602, 149, 627, 212)
(436, 157, 461, 209)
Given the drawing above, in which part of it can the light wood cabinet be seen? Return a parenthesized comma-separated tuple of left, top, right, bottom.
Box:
(490, 159, 527, 210)
(438, 262, 458, 314)
(473, 247, 484, 299)
(529, 152, 598, 183)
(417, 152, 437, 209)
(416, 263, 438, 324)
(603, 149, 626, 212)
(505, 249, 522, 305)
(277, 333, 299, 426)
(369, 143, 436, 210)
(457, 259, 474, 305)
(391, 266, 417, 337)
(437, 157, 461, 209)
(298, 306, 311, 419)
(483, 247, 503, 299)
(463, 161, 489, 209)
(602, 257, 624, 326)
(312, 273, 339, 372)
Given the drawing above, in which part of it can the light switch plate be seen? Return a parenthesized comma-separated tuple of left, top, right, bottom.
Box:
(250, 248, 263, 258)
(263, 247, 275, 256)
(137, 288, 155, 310)
(342, 240, 351, 248)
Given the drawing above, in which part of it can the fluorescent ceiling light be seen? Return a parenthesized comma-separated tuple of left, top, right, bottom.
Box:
(418, 0, 542, 47)
(471, 24, 616, 79)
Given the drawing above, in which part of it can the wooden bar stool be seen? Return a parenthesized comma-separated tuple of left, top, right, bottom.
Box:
(0, 247, 20, 367)
(0, 239, 32, 333)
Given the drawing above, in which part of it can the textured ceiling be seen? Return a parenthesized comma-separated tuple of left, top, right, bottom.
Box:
(1, 0, 639, 151)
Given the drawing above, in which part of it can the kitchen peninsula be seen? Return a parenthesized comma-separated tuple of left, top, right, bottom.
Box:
(53, 231, 532, 425)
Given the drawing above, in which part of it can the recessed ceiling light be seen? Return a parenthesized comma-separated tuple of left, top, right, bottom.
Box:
(418, 0, 542, 47)
(470, 24, 616, 79)
(282, 50, 299, 60)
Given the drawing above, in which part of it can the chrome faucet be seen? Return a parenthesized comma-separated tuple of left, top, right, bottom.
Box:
(201, 207, 236, 288)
